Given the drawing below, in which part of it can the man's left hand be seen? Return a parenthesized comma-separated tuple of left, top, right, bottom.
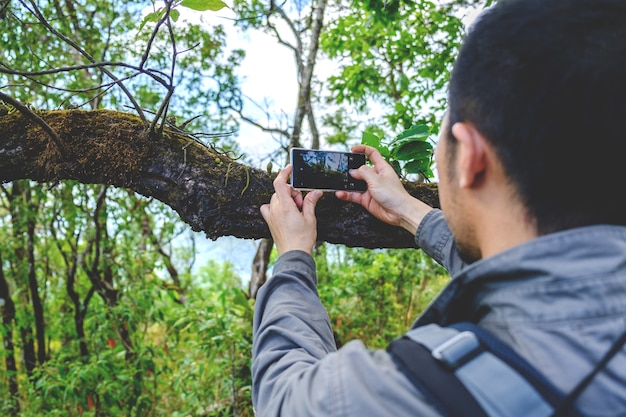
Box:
(260, 164, 323, 256)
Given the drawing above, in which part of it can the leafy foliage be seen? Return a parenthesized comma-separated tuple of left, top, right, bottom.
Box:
(3, 250, 254, 416)
(362, 124, 436, 179)
(316, 244, 449, 348)
(321, 0, 466, 135)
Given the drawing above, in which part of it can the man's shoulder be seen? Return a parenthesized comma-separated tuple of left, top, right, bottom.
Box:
(319, 340, 444, 417)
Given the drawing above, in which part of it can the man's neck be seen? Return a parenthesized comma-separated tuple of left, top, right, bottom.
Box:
(477, 200, 538, 259)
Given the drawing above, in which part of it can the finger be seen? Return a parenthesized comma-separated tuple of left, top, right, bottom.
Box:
(293, 190, 304, 209)
(351, 145, 387, 168)
(335, 189, 364, 204)
(274, 164, 293, 183)
(351, 164, 378, 183)
(273, 165, 294, 199)
(260, 203, 270, 222)
(302, 190, 323, 218)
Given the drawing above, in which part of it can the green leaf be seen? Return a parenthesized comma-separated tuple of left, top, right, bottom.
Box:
(139, 10, 161, 31)
(404, 159, 431, 175)
(378, 145, 391, 158)
(395, 124, 430, 141)
(400, 149, 432, 162)
(361, 131, 390, 158)
(180, 0, 228, 12)
(389, 159, 402, 177)
(392, 141, 433, 161)
(232, 288, 251, 310)
(170, 9, 180, 22)
(422, 166, 435, 179)
(399, 73, 410, 92)
(361, 130, 380, 148)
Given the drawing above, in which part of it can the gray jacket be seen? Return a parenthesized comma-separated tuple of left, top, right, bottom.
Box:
(252, 209, 626, 416)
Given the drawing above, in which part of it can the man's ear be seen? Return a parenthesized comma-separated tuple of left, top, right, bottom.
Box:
(450, 122, 488, 189)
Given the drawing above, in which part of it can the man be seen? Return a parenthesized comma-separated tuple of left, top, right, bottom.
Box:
(254, 0, 626, 415)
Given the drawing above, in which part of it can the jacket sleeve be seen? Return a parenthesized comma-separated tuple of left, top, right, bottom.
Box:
(252, 250, 336, 413)
(252, 250, 444, 417)
(416, 209, 468, 275)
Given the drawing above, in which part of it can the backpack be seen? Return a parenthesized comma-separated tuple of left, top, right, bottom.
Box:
(387, 322, 626, 417)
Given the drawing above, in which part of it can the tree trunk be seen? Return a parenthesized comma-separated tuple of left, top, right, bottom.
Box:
(50, 199, 92, 359)
(9, 181, 38, 377)
(289, 0, 327, 149)
(26, 196, 47, 365)
(248, 238, 274, 299)
(66, 262, 90, 359)
(0, 109, 440, 249)
(0, 256, 21, 416)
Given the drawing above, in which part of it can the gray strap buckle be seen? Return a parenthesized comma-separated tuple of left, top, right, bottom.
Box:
(432, 331, 483, 370)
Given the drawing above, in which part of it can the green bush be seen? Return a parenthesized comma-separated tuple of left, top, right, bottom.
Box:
(316, 244, 449, 348)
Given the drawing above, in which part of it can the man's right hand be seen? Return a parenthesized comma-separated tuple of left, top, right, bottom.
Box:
(335, 145, 433, 235)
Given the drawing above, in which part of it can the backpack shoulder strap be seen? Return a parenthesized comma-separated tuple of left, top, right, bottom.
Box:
(387, 323, 575, 417)
(450, 322, 572, 411)
(387, 330, 489, 417)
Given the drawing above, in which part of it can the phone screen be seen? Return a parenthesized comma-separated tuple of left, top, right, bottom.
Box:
(290, 148, 367, 192)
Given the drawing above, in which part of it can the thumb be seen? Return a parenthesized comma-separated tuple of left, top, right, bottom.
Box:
(351, 165, 376, 183)
(260, 203, 270, 222)
(302, 190, 323, 218)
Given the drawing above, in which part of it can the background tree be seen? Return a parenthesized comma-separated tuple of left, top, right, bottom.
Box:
(227, 0, 330, 297)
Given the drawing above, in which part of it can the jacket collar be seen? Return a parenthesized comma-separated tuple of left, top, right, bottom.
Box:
(413, 225, 626, 327)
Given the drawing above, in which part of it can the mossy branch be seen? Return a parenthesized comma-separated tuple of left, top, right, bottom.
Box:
(0, 109, 440, 248)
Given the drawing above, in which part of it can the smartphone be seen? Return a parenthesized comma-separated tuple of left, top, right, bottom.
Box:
(290, 148, 367, 192)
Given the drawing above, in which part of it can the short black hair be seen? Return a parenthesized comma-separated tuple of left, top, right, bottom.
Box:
(448, 0, 626, 234)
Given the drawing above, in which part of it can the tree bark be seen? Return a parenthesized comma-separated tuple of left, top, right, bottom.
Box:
(249, 238, 274, 299)
(27, 199, 47, 365)
(9, 181, 38, 377)
(289, 0, 327, 149)
(0, 256, 21, 416)
(0, 109, 440, 249)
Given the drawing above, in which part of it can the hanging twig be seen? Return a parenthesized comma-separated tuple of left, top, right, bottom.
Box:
(0, 91, 68, 154)
(0, 61, 171, 88)
(150, 0, 178, 134)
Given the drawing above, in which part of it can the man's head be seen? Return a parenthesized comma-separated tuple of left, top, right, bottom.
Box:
(444, 0, 626, 236)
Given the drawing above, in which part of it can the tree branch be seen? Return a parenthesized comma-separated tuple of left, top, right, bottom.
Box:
(269, 0, 303, 72)
(146, 0, 177, 134)
(0, 61, 171, 87)
(0, 109, 440, 248)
